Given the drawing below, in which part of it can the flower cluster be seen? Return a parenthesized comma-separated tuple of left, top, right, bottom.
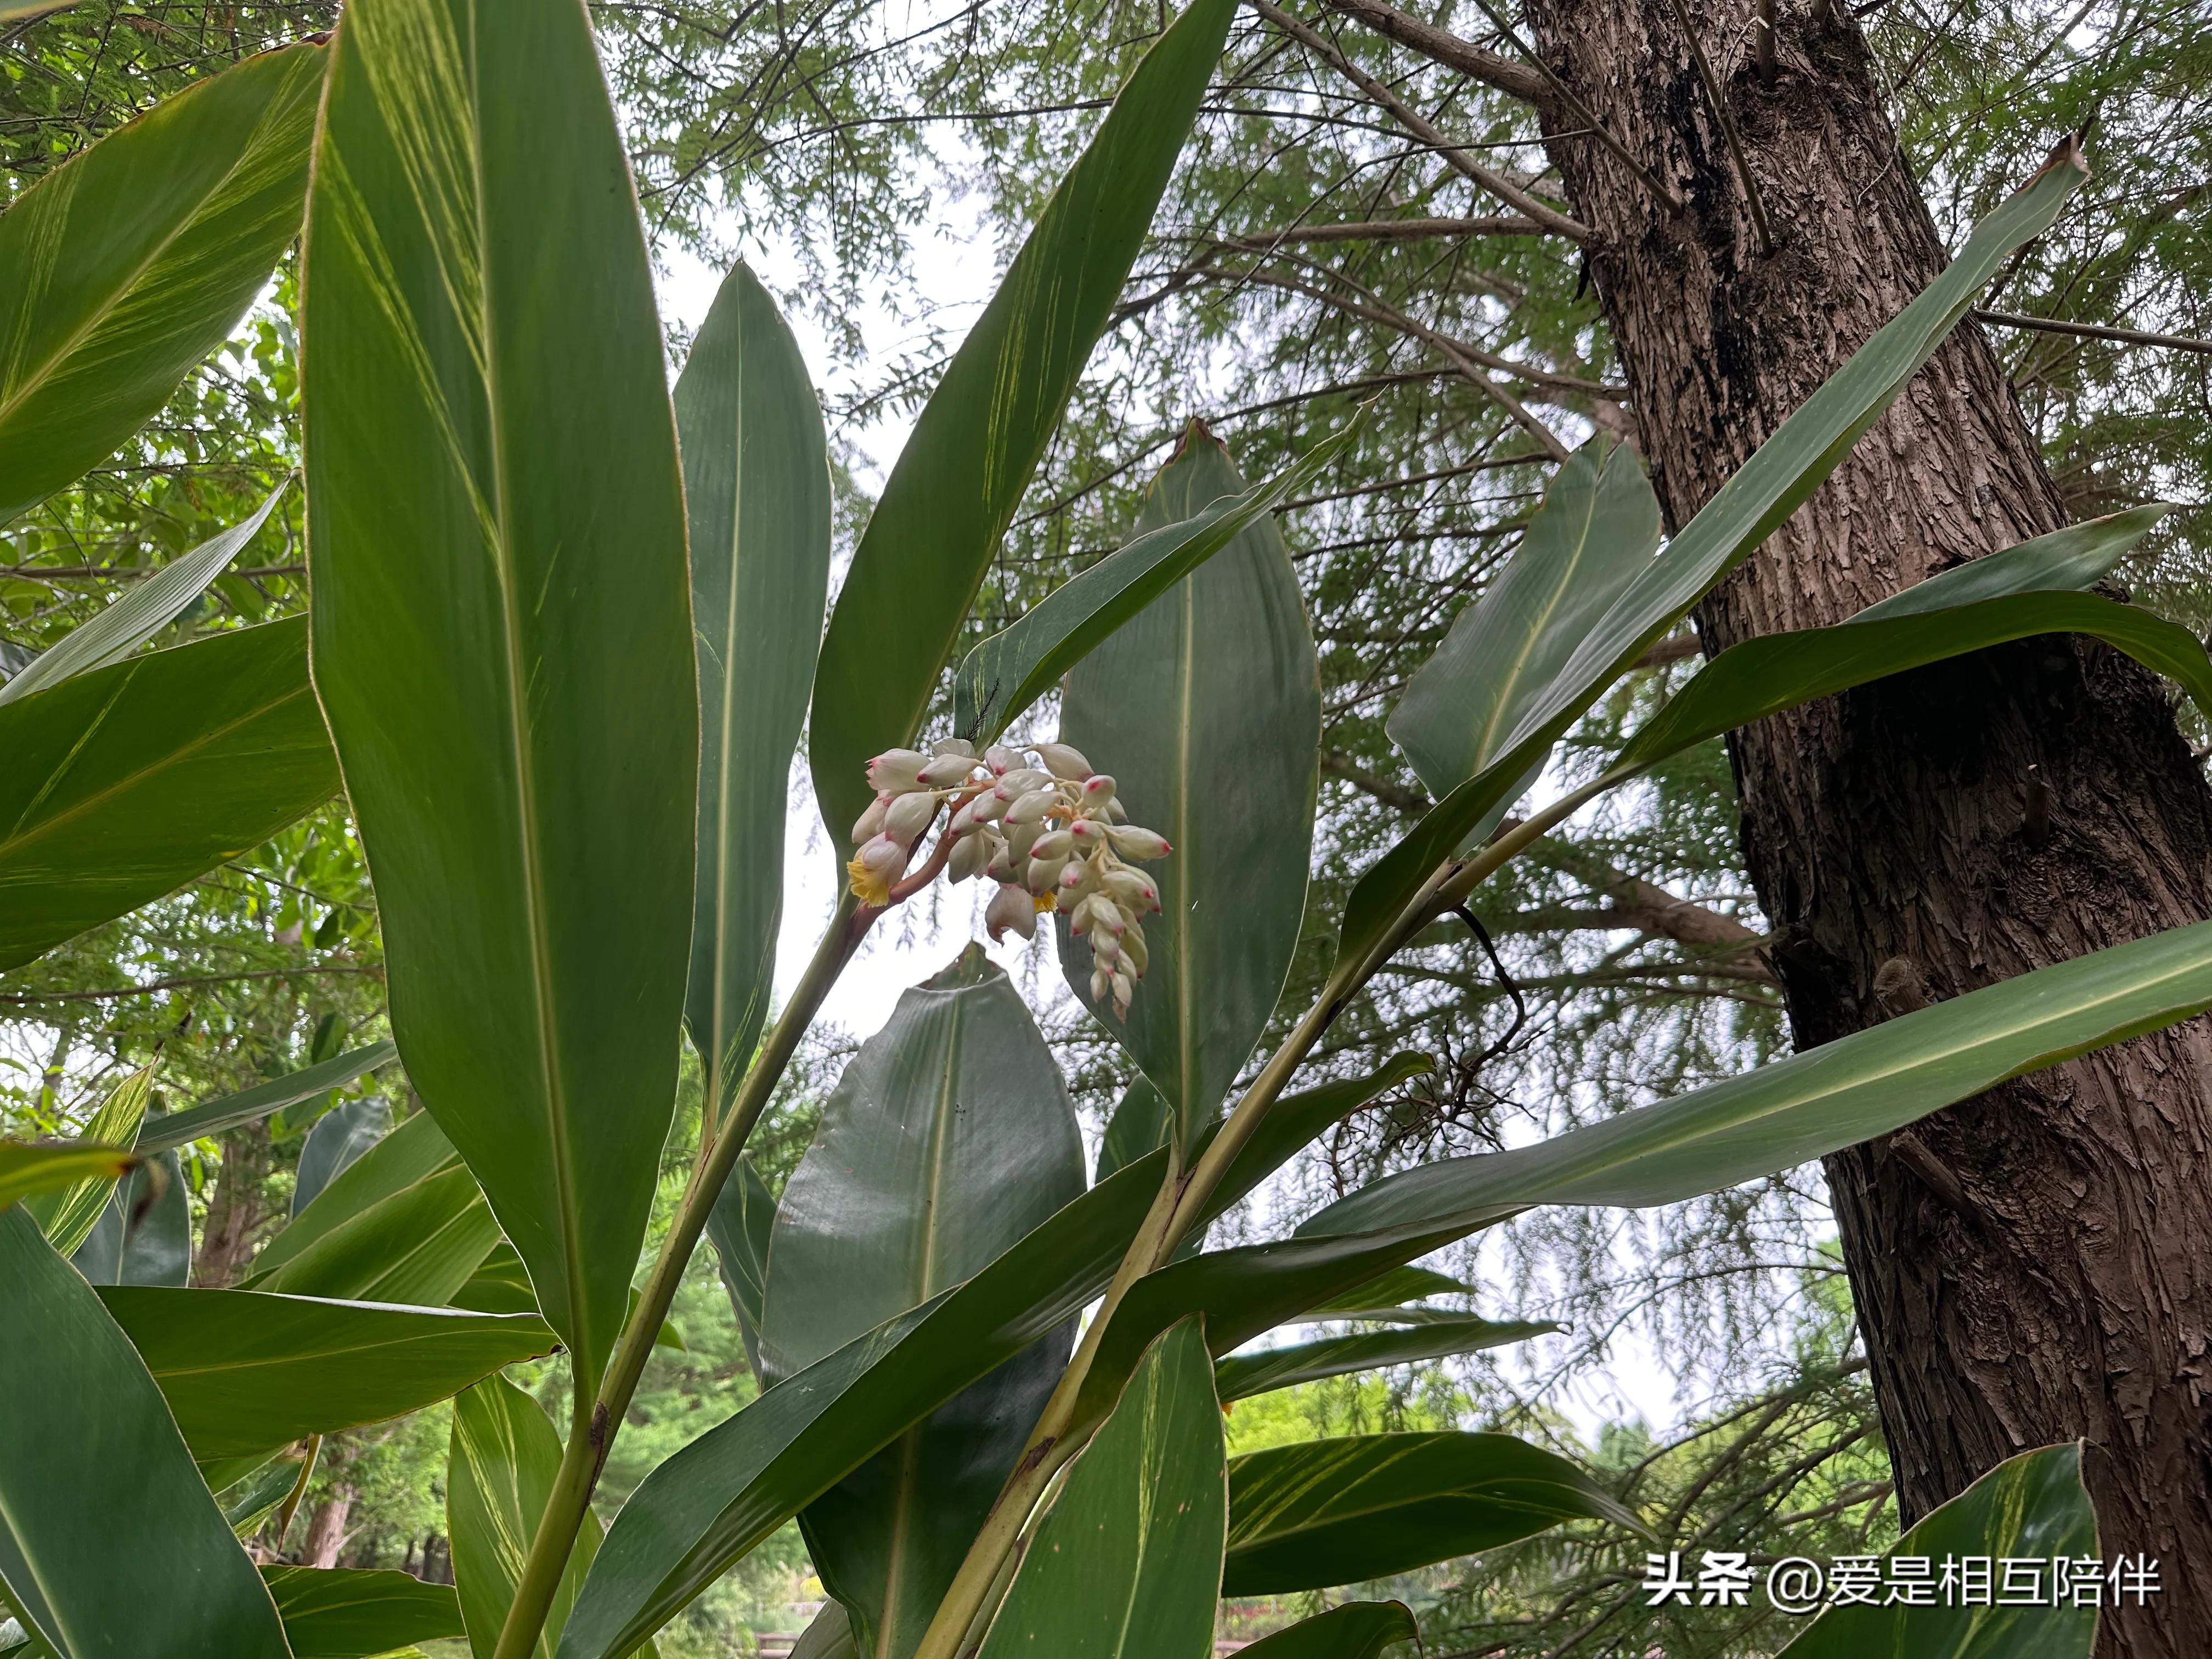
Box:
(849, 738, 1171, 1018)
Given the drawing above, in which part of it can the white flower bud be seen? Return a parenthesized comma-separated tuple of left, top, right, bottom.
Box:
(1005, 821, 1041, 860)
(1028, 828, 1074, 861)
(971, 788, 1009, 822)
(856, 832, 906, 879)
(931, 738, 977, 759)
(851, 794, 890, 845)
(1090, 965, 1111, 1001)
(986, 883, 1037, 941)
(884, 791, 939, 844)
(866, 749, 932, 793)
(984, 744, 1024, 776)
(985, 838, 1017, 883)
(918, 754, 980, 787)
(947, 831, 989, 883)
(1105, 825, 1171, 860)
(1120, 926, 1148, 976)
(994, 769, 1051, 800)
(1111, 967, 1134, 1018)
(1081, 774, 1115, 806)
(1091, 931, 1121, 968)
(1105, 797, 1128, 823)
(1024, 856, 1066, 896)
(1103, 868, 1160, 913)
(1066, 817, 1104, 849)
(1036, 742, 1093, 780)
(1005, 787, 1058, 825)
(947, 796, 985, 837)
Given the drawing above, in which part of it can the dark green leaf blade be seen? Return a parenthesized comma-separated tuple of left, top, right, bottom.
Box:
(0, 42, 324, 526)
(1222, 1431, 1634, 1594)
(73, 1148, 190, 1285)
(1215, 1315, 1555, 1402)
(978, 1318, 1226, 1659)
(678, 261, 833, 1113)
(1334, 144, 2090, 975)
(100, 1284, 557, 1461)
(761, 947, 1086, 1659)
(261, 1566, 466, 1659)
(1234, 1601, 1418, 1659)
(140, 1039, 397, 1153)
(304, 0, 698, 1388)
(0, 618, 340, 972)
(807, 0, 1237, 839)
(704, 1156, 776, 1373)
(1058, 430, 1322, 1149)
(0, 1207, 289, 1656)
(0, 1141, 134, 1210)
(953, 422, 1356, 745)
(293, 1094, 393, 1217)
(1776, 1444, 2098, 1657)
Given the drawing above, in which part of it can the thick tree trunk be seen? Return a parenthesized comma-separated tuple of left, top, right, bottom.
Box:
(302, 1485, 353, 1570)
(1514, 2, 2212, 1649)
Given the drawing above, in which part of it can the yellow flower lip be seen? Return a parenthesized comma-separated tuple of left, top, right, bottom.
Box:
(847, 854, 893, 907)
(1031, 891, 1057, 914)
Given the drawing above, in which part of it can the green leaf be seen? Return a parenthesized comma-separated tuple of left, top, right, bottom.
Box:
(1386, 436, 1660, 817)
(1334, 144, 2090, 976)
(262, 1566, 466, 1659)
(0, 1140, 134, 1211)
(1058, 430, 1322, 1149)
(139, 1040, 398, 1153)
(451, 1376, 613, 1659)
(705, 1156, 777, 1373)
(791, 1604, 859, 1659)
(1233, 1601, 1418, 1659)
(0, 485, 289, 709)
(451, 1243, 682, 1351)
(0, 617, 340, 972)
(1095, 1076, 1173, 1186)
(293, 1093, 392, 1217)
(953, 422, 1357, 745)
(99, 1284, 557, 1462)
(761, 947, 1086, 1659)
(243, 1109, 500, 1305)
(24, 1064, 150, 1255)
(305, 0, 698, 1390)
(219, 1456, 304, 1533)
(1849, 504, 2170, 624)
(677, 261, 833, 1113)
(1222, 1431, 1636, 1593)
(73, 1147, 190, 1285)
(1215, 1315, 1555, 1403)
(1303, 1266, 1470, 1314)
(0, 42, 324, 526)
(0, 1207, 290, 1656)
(563, 1060, 1421, 1655)
(1307, 917, 2212, 1239)
(1616, 589, 2212, 773)
(978, 1319, 1226, 1659)
(806, 0, 1238, 840)
(1777, 1444, 2098, 1657)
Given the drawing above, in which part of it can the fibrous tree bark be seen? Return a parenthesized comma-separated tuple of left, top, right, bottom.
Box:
(1489, 3, 2212, 1649)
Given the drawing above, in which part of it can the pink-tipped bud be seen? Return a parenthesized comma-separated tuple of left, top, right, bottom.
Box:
(1081, 774, 1116, 806)
(918, 754, 979, 788)
(994, 769, 1050, 800)
(866, 749, 931, 793)
(1005, 787, 1059, 825)
(851, 794, 891, 845)
(1024, 856, 1066, 896)
(1110, 968, 1134, 1018)
(1105, 825, 1171, 860)
(1066, 818, 1104, 848)
(857, 833, 906, 877)
(1092, 931, 1122, 968)
(947, 832, 989, 883)
(1104, 868, 1159, 913)
(947, 797, 984, 838)
(986, 883, 1036, 941)
(985, 838, 1017, 883)
(884, 791, 939, 844)
(1121, 925, 1148, 976)
(1090, 965, 1111, 1001)
(984, 744, 1024, 776)
(971, 788, 1009, 822)
(931, 738, 977, 759)
(1036, 742, 1093, 781)
(1028, 829, 1074, 861)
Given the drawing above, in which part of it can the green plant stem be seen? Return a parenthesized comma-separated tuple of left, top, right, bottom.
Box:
(269, 1434, 320, 1549)
(491, 890, 867, 1659)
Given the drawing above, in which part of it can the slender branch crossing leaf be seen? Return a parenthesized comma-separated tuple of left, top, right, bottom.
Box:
(139, 1039, 397, 1153)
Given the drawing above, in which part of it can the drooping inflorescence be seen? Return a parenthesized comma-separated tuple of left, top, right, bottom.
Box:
(850, 738, 1171, 1018)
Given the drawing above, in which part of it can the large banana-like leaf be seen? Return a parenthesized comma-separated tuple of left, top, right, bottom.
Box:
(1386, 436, 1660, 819)
(292, 1094, 393, 1216)
(449, 1376, 624, 1659)
(761, 948, 1085, 1659)
(677, 262, 832, 1114)
(806, 0, 1237, 839)
(1059, 431, 1321, 1150)
(261, 1566, 466, 1659)
(1848, 503, 2169, 623)
(23, 1064, 150, 1255)
(242, 1109, 499, 1305)
(1214, 1314, 1555, 1402)
(704, 1155, 776, 1373)
(1095, 1075, 1173, 1185)
(0, 1140, 134, 1210)
(0, 617, 340, 972)
(0, 41, 324, 526)
(1222, 1432, 1637, 1593)
(304, 0, 698, 1389)
(1776, 1443, 2097, 1657)
(100, 1285, 556, 1461)
(139, 1039, 397, 1153)
(977, 1318, 1225, 1659)
(952, 422, 1355, 746)
(563, 1059, 1427, 1656)
(0, 484, 287, 709)
(1235, 1601, 1418, 1658)
(72, 1148, 189, 1285)
(1335, 142, 2090, 975)
(0, 1207, 290, 1656)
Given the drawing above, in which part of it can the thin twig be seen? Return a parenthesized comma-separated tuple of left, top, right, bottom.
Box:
(1661, 0, 1777, 255)
(0, 966, 384, 1005)
(1973, 308, 2212, 358)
